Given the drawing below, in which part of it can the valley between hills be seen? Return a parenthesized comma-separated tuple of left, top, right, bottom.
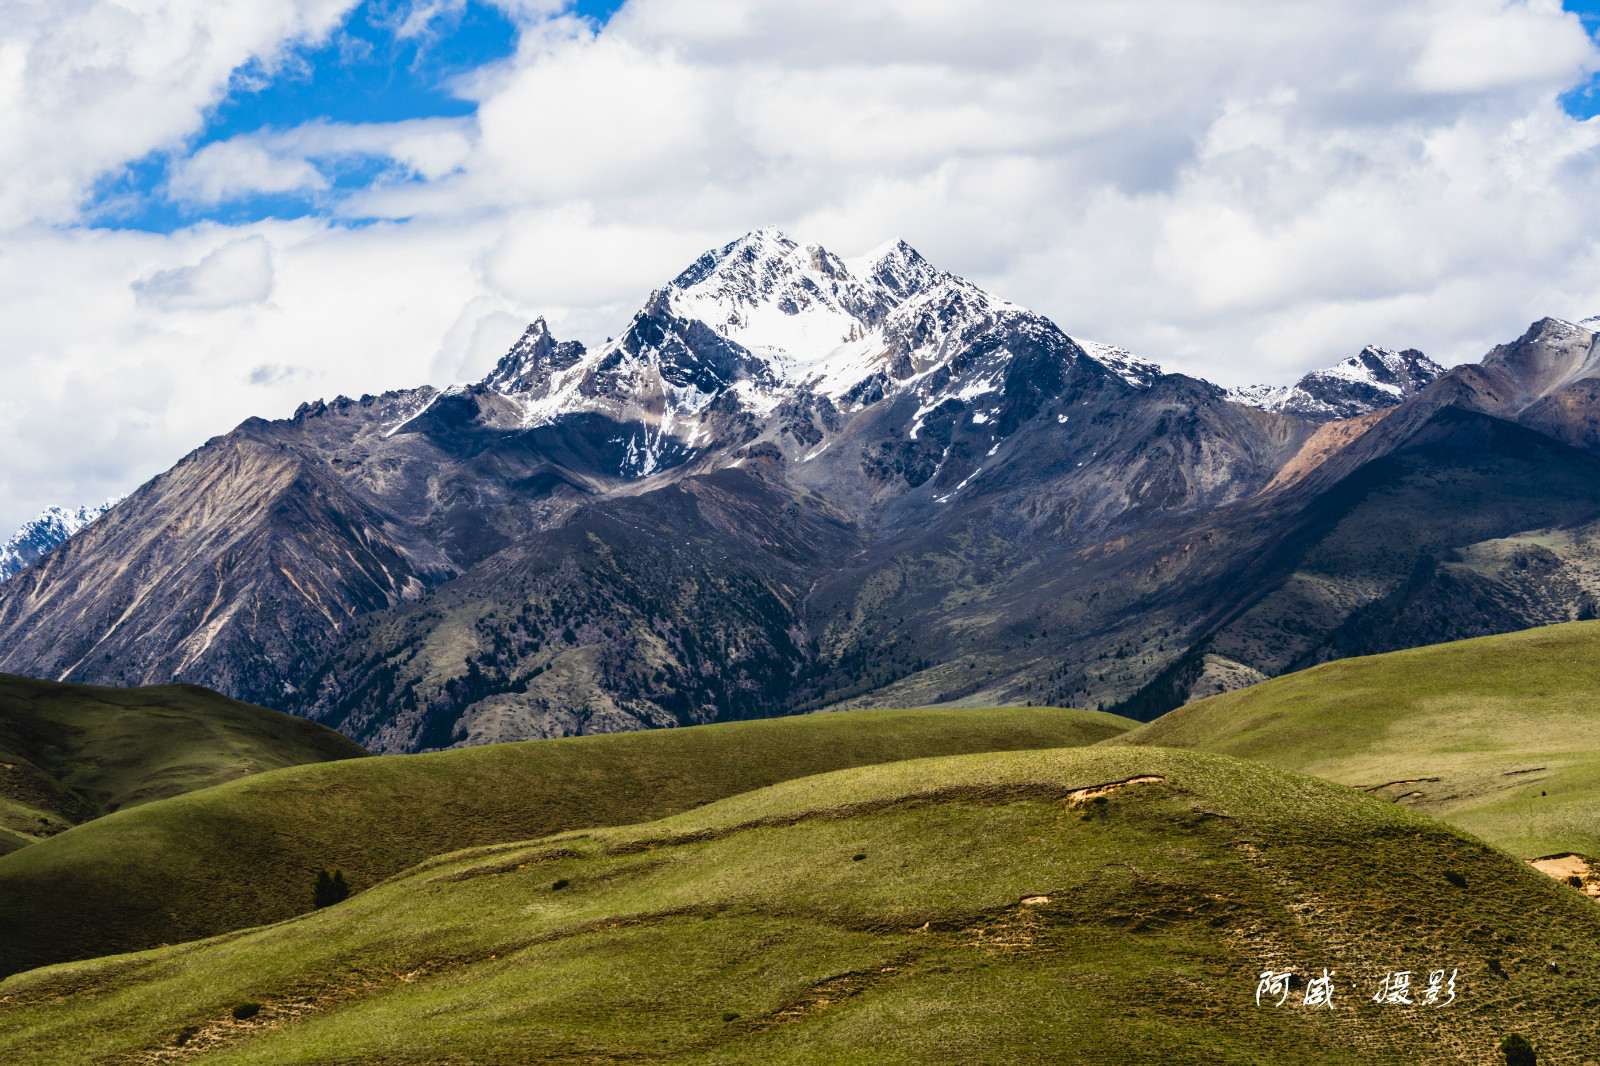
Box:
(6, 230, 1600, 1062)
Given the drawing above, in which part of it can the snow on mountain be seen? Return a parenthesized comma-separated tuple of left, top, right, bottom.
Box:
(481, 228, 1163, 478)
(491, 228, 1016, 413)
(0, 498, 122, 583)
(1228, 345, 1444, 423)
(1067, 337, 1162, 388)
(1579, 315, 1600, 330)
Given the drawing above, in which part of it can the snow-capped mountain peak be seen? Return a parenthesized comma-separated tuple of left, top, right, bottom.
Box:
(1322, 345, 1442, 390)
(478, 229, 1168, 480)
(841, 238, 944, 300)
(659, 228, 967, 391)
(488, 230, 1015, 412)
(0, 497, 123, 583)
(1228, 345, 1443, 423)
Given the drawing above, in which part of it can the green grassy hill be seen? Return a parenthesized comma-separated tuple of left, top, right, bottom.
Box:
(0, 673, 367, 853)
(1109, 619, 1600, 860)
(0, 705, 1131, 978)
(3, 746, 1594, 1065)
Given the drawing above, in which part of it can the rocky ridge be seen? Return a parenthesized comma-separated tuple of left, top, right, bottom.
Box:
(1229, 346, 1445, 422)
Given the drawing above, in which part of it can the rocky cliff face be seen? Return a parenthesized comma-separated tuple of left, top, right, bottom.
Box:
(4, 230, 1600, 749)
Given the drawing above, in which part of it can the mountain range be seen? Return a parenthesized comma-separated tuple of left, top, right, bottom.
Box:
(3, 229, 1600, 752)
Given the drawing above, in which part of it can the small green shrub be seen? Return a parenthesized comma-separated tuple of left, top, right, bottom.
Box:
(231, 1003, 261, 1021)
(1500, 1033, 1536, 1065)
(721, 1011, 740, 1022)
(1444, 871, 1468, 889)
(852, 853, 866, 861)
(552, 879, 570, 890)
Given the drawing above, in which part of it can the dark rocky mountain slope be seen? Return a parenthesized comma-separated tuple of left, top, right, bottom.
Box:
(2, 230, 1600, 748)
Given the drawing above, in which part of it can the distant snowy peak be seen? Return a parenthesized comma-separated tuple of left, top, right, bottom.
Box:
(1229, 345, 1444, 423)
(1069, 338, 1162, 388)
(1579, 315, 1600, 331)
(0, 497, 122, 583)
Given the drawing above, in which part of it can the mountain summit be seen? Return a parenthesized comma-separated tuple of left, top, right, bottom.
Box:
(470, 228, 1161, 483)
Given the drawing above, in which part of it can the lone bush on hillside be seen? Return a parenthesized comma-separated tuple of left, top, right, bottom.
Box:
(1444, 871, 1468, 889)
(232, 1003, 261, 1021)
(1500, 1033, 1536, 1065)
(313, 868, 350, 909)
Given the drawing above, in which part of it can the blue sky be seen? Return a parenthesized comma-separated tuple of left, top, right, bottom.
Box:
(89, 0, 1600, 235)
(1567, 0, 1600, 117)
(95, 0, 627, 232)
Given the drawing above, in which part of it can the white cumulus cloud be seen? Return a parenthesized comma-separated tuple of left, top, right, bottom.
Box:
(165, 118, 474, 205)
(167, 141, 330, 205)
(3, 0, 1600, 533)
(133, 234, 276, 310)
(0, 0, 359, 228)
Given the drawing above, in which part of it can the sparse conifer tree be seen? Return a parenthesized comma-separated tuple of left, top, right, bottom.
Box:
(313, 868, 351, 909)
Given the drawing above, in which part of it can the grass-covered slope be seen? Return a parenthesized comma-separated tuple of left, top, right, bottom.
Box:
(0, 705, 1130, 978)
(4, 747, 1595, 1065)
(0, 673, 366, 849)
(1110, 619, 1600, 859)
